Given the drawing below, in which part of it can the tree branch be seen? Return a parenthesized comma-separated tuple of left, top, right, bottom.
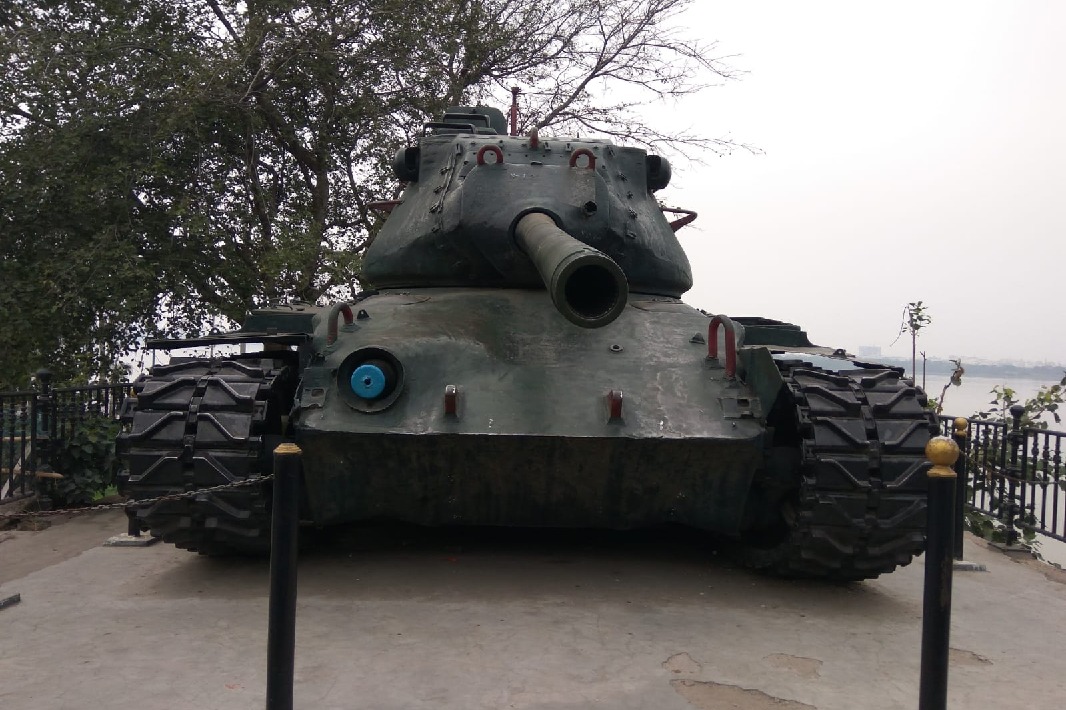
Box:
(205, 0, 241, 44)
(0, 103, 58, 129)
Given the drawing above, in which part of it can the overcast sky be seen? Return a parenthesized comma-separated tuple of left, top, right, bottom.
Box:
(647, 1, 1064, 364)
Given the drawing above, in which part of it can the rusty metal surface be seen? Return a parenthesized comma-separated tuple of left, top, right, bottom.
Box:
(290, 288, 764, 531)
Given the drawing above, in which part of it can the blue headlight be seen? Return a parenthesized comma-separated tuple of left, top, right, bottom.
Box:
(350, 363, 387, 399)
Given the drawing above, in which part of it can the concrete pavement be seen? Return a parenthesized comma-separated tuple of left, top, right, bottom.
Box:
(1, 510, 1065, 710)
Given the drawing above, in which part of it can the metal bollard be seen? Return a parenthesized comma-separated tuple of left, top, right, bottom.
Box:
(127, 511, 141, 538)
(918, 436, 961, 710)
(951, 418, 968, 560)
(266, 443, 302, 710)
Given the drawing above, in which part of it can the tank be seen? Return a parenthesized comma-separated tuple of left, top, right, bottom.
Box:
(117, 106, 938, 580)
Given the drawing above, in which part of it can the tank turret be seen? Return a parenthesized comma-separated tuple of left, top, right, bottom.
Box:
(362, 107, 692, 299)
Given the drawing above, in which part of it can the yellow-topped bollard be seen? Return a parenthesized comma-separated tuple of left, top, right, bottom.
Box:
(919, 433, 962, 710)
(274, 442, 303, 457)
(925, 436, 960, 478)
(951, 419, 970, 561)
(267, 442, 303, 710)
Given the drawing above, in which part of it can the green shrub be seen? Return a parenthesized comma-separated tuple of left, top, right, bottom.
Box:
(40, 414, 121, 508)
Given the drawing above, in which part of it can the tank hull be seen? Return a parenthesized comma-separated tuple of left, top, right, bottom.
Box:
(118, 286, 936, 578)
(293, 288, 763, 531)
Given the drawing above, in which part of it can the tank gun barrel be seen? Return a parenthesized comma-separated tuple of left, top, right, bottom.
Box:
(514, 212, 628, 328)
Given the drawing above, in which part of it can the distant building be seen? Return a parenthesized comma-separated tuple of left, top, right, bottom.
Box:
(858, 346, 882, 357)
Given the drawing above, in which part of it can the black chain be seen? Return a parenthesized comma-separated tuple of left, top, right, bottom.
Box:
(0, 475, 275, 519)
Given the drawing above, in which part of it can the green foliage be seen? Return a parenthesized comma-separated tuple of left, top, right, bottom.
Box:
(0, 0, 733, 388)
(965, 509, 1006, 543)
(39, 414, 121, 508)
(975, 372, 1066, 429)
(894, 300, 932, 380)
(903, 300, 932, 334)
(0, 1, 217, 386)
(964, 508, 1038, 548)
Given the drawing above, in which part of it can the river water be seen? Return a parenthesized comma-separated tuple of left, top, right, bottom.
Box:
(921, 374, 1058, 422)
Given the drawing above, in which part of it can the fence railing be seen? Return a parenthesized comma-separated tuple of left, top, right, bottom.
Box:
(0, 379, 132, 505)
(940, 413, 1066, 544)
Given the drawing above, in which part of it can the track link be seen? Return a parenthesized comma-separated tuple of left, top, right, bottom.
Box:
(740, 362, 939, 581)
(117, 356, 295, 555)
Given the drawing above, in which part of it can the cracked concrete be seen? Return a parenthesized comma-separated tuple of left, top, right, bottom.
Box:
(662, 652, 703, 675)
(671, 679, 816, 709)
(764, 654, 822, 679)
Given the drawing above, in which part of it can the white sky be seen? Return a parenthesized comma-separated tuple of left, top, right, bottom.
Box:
(650, 0, 1065, 364)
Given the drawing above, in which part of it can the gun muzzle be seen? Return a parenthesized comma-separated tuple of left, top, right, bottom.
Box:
(515, 212, 628, 328)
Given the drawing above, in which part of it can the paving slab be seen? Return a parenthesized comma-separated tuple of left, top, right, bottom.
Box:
(1, 513, 1065, 710)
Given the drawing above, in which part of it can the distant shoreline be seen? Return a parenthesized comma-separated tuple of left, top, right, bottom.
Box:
(870, 356, 1065, 381)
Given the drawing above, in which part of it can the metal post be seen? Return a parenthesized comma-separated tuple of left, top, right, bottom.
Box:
(1004, 405, 1025, 546)
(952, 418, 969, 560)
(919, 436, 960, 710)
(509, 86, 520, 137)
(266, 443, 302, 710)
(28, 391, 38, 489)
(35, 369, 54, 510)
(127, 509, 142, 537)
(36, 369, 52, 432)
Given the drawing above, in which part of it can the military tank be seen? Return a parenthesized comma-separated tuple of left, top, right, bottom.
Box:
(118, 105, 937, 580)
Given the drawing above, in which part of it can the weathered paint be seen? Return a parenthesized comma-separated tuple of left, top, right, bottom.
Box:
(297, 432, 758, 532)
(291, 288, 767, 530)
(363, 117, 692, 297)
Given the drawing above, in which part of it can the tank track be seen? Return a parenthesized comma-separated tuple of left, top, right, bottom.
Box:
(739, 361, 939, 581)
(117, 356, 295, 555)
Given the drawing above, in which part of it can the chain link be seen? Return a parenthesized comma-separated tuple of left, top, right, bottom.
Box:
(0, 475, 274, 519)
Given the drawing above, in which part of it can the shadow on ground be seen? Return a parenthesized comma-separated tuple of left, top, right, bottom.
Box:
(141, 522, 913, 619)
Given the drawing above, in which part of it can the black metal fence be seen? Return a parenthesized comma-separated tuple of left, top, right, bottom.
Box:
(0, 377, 132, 505)
(940, 413, 1066, 545)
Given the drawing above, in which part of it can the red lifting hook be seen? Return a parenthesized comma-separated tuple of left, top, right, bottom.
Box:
(326, 303, 354, 345)
(707, 315, 737, 379)
(476, 145, 504, 165)
(568, 148, 596, 169)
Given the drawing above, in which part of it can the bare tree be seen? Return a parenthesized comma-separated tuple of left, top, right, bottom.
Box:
(399, 0, 745, 155)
